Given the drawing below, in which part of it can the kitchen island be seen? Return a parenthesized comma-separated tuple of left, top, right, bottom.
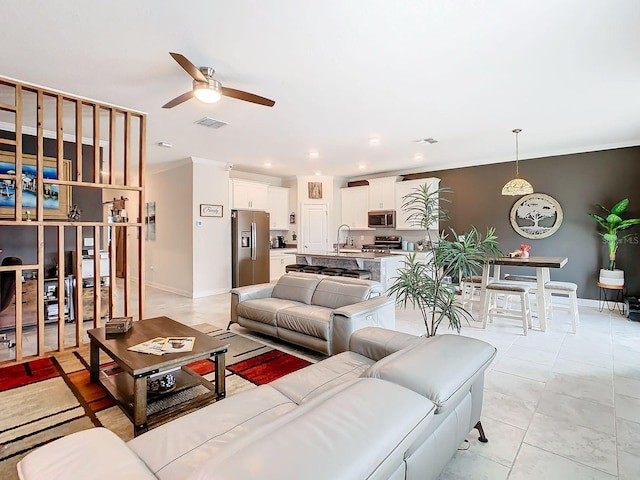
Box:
(295, 252, 404, 292)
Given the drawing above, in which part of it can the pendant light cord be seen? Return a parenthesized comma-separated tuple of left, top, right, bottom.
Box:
(513, 128, 521, 178)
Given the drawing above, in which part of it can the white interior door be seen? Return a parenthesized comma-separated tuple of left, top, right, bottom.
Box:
(302, 203, 329, 253)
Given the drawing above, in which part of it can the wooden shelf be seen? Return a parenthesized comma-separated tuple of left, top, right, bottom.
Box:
(0, 75, 146, 363)
(0, 221, 143, 227)
(97, 366, 216, 424)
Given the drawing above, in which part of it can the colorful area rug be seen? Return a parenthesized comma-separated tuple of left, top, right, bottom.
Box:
(0, 324, 313, 479)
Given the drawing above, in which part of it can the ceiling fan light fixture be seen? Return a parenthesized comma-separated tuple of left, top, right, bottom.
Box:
(501, 128, 534, 196)
(193, 79, 222, 104)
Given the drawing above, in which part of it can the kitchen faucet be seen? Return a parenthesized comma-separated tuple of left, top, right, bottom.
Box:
(336, 224, 351, 254)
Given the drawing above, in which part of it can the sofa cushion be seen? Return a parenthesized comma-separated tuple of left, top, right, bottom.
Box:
(272, 274, 322, 305)
(236, 298, 300, 326)
(128, 385, 297, 480)
(270, 351, 375, 404)
(189, 378, 436, 480)
(276, 305, 332, 340)
(311, 278, 374, 309)
(362, 335, 497, 411)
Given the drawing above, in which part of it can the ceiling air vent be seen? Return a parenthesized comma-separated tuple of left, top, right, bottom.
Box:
(194, 117, 228, 129)
(415, 138, 438, 144)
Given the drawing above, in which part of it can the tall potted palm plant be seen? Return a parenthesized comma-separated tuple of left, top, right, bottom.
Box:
(388, 185, 502, 337)
(589, 198, 640, 286)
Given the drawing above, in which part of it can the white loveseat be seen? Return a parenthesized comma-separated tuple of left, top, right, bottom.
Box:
(18, 327, 496, 480)
(230, 273, 396, 355)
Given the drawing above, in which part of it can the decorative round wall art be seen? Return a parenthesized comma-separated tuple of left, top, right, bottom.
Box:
(510, 193, 563, 239)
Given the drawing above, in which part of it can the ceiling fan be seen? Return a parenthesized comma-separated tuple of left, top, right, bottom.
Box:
(162, 52, 275, 109)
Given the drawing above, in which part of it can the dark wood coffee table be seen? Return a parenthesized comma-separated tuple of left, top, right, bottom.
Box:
(87, 316, 229, 436)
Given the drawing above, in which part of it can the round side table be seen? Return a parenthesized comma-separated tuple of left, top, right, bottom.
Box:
(597, 282, 625, 314)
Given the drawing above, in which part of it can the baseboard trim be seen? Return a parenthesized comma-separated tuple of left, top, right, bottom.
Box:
(145, 281, 193, 298)
(145, 282, 230, 299)
(193, 287, 230, 298)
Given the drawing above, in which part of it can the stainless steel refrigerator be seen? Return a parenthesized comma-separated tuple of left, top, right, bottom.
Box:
(231, 210, 270, 287)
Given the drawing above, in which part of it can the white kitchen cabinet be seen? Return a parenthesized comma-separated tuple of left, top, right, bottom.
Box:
(368, 177, 399, 211)
(341, 186, 371, 229)
(395, 178, 440, 230)
(267, 186, 290, 229)
(230, 179, 268, 210)
(270, 253, 297, 281)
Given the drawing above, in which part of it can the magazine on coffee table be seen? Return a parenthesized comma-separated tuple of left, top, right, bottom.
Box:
(128, 337, 167, 356)
(161, 336, 195, 353)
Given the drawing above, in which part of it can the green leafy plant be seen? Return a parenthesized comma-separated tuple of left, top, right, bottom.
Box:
(388, 184, 502, 337)
(588, 198, 640, 270)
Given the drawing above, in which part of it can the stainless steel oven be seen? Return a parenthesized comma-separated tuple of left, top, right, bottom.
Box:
(367, 210, 396, 228)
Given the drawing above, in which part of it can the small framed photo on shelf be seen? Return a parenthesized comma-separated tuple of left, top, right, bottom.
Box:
(200, 204, 223, 217)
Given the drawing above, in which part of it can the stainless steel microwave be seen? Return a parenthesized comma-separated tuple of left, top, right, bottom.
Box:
(368, 210, 396, 228)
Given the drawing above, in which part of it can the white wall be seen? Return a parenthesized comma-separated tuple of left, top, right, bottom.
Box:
(192, 158, 231, 297)
(283, 177, 298, 243)
(145, 161, 194, 296)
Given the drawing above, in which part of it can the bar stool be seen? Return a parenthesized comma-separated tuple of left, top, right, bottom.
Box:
(302, 265, 325, 274)
(483, 282, 532, 335)
(341, 269, 372, 279)
(460, 276, 483, 313)
(321, 268, 347, 277)
(544, 281, 579, 333)
(285, 264, 306, 273)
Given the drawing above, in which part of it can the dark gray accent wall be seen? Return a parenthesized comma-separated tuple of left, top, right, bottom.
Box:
(0, 132, 103, 274)
(426, 146, 640, 299)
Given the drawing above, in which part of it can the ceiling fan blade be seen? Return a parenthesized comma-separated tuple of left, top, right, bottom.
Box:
(162, 90, 194, 109)
(221, 87, 275, 107)
(169, 52, 207, 83)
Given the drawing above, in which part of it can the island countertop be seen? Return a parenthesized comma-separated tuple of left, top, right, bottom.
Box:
(296, 251, 395, 260)
(295, 252, 404, 291)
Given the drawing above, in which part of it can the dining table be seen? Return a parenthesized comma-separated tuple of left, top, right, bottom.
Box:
(479, 256, 569, 332)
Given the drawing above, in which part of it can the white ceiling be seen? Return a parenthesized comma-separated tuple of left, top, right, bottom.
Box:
(1, 0, 639, 179)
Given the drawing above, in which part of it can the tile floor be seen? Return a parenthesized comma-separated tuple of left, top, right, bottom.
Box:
(3, 284, 640, 479)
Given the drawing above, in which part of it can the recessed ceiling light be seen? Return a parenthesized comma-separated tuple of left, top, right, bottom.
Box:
(315, 172, 322, 176)
(309, 151, 319, 158)
(414, 154, 423, 161)
(158, 142, 173, 148)
(358, 164, 366, 169)
(369, 137, 380, 145)
(264, 162, 272, 167)
(414, 138, 438, 144)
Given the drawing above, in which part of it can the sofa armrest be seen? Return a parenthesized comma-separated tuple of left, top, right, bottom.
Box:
(363, 334, 497, 421)
(330, 296, 396, 354)
(231, 282, 276, 302)
(230, 282, 276, 325)
(349, 327, 422, 361)
(332, 295, 395, 319)
(17, 428, 156, 480)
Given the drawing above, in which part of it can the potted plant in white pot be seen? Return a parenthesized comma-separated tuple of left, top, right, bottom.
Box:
(589, 198, 640, 286)
(388, 185, 502, 337)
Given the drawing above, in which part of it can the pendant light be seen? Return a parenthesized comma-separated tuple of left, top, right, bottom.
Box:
(501, 128, 534, 196)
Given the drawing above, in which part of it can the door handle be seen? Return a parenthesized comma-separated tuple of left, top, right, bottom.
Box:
(251, 222, 257, 260)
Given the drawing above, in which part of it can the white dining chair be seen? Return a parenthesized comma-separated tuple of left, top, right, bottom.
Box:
(544, 281, 579, 333)
(483, 282, 533, 335)
(460, 275, 483, 313)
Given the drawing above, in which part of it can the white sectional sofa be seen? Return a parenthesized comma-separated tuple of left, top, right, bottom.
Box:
(18, 327, 496, 480)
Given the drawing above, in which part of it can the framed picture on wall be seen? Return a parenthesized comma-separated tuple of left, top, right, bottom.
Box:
(200, 204, 223, 217)
(510, 193, 563, 239)
(145, 201, 156, 241)
(0, 151, 72, 219)
(308, 181, 322, 199)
